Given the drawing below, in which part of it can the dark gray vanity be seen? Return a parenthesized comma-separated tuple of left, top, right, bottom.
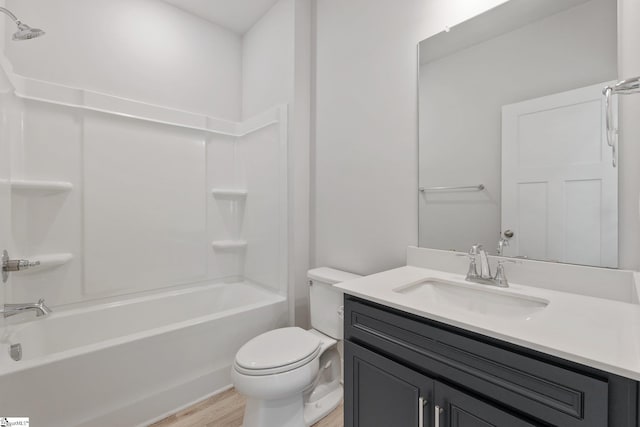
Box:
(343, 295, 639, 427)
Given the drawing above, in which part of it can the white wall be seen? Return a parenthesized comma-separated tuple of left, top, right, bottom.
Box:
(313, 0, 508, 275)
(4, 0, 242, 120)
(242, 0, 294, 119)
(242, 0, 312, 327)
(419, 0, 617, 255)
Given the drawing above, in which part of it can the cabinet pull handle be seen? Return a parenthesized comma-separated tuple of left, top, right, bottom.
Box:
(434, 405, 443, 427)
(418, 397, 426, 426)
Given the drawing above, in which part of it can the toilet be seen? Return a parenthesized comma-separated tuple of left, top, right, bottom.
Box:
(231, 267, 361, 427)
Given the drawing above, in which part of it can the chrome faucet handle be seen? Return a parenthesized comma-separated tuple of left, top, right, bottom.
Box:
(493, 261, 509, 288)
(493, 259, 520, 288)
(458, 247, 481, 280)
(35, 299, 52, 317)
(466, 258, 478, 280)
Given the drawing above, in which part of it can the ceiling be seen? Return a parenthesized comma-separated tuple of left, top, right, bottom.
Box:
(419, 0, 591, 64)
(163, 0, 280, 34)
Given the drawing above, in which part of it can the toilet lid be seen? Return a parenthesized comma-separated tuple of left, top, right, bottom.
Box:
(235, 327, 321, 374)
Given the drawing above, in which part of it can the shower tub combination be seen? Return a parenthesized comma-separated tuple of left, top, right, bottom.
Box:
(0, 7, 290, 425)
(0, 280, 287, 427)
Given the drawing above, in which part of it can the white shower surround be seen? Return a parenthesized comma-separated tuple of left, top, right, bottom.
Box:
(0, 55, 290, 306)
(0, 57, 291, 424)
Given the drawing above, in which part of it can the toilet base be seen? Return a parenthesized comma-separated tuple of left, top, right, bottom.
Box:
(303, 384, 343, 426)
(242, 384, 343, 427)
(243, 394, 306, 427)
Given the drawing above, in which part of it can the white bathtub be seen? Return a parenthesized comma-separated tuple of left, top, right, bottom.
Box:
(0, 280, 287, 427)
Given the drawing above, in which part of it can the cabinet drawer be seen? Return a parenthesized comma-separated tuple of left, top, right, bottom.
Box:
(345, 297, 608, 427)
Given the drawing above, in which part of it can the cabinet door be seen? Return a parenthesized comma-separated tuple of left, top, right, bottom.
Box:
(434, 382, 539, 427)
(345, 341, 433, 427)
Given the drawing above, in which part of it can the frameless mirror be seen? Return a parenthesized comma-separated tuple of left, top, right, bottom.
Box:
(418, 0, 619, 267)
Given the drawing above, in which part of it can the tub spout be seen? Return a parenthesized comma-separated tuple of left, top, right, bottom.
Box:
(2, 298, 52, 318)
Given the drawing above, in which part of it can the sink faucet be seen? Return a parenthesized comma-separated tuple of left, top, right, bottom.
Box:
(464, 244, 514, 288)
(1, 298, 52, 318)
(477, 245, 492, 279)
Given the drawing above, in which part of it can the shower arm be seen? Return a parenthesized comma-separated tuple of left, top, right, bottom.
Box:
(0, 7, 19, 24)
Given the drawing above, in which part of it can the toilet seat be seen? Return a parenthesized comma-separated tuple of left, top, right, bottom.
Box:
(234, 327, 322, 376)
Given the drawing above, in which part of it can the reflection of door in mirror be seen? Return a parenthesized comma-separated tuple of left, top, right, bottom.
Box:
(501, 82, 618, 267)
(417, 0, 619, 268)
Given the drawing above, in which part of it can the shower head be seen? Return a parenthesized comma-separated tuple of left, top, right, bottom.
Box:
(0, 7, 45, 41)
(12, 22, 45, 41)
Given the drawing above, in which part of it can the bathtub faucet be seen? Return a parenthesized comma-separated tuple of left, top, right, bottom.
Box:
(2, 298, 52, 318)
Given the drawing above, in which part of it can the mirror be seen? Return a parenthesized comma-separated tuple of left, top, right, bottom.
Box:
(418, 0, 619, 267)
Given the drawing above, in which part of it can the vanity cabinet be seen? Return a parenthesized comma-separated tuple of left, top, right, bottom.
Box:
(347, 341, 536, 426)
(344, 296, 639, 427)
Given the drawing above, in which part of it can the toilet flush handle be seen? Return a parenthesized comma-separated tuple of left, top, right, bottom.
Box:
(337, 305, 344, 320)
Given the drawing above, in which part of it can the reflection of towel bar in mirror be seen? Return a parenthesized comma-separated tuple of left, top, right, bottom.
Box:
(419, 184, 485, 192)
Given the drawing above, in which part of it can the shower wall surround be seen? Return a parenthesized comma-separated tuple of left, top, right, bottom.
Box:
(0, 0, 305, 311)
(1, 0, 312, 326)
(2, 63, 288, 308)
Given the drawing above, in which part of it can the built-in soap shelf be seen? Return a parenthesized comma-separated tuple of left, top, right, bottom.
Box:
(11, 179, 73, 195)
(211, 188, 248, 199)
(211, 240, 247, 250)
(21, 253, 74, 273)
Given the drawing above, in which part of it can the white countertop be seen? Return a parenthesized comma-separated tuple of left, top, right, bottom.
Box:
(336, 265, 640, 381)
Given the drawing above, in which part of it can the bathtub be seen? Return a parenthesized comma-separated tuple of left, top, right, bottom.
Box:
(0, 280, 287, 427)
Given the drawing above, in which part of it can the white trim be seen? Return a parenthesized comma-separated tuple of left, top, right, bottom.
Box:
(278, 106, 290, 304)
(0, 55, 284, 137)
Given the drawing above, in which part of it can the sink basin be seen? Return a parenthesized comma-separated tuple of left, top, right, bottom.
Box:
(393, 279, 549, 318)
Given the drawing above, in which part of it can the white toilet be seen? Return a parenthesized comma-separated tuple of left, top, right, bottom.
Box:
(232, 267, 361, 427)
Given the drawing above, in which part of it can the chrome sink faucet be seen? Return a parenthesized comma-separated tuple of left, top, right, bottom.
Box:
(464, 244, 514, 288)
(1, 298, 52, 318)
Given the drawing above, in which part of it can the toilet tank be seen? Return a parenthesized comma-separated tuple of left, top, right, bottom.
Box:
(308, 267, 362, 339)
